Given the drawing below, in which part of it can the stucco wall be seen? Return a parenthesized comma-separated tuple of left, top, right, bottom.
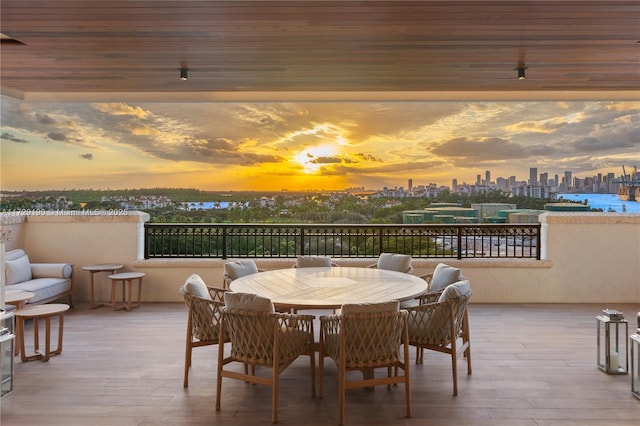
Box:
(2, 211, 639, 305)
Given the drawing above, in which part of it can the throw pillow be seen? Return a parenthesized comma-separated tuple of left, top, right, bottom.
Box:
(296, 256, 333, 267)
(224, 292, 275, 313)
(438, 280, 472, 302)
(5, 253, 32, 285)
(377, 253, 412, 273)
(224, 260, 259, 280)
(180, 273, 211, 300)
(430, 263, 461, 291)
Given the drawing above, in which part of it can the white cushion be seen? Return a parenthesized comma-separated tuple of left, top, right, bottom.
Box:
(296, 256, 333, 268)
(5, 249, 27, 261)
(180, 273, 211, 300)
(224, 292, 275, 313)
(5, 253, 32, 285)
(9, 278, 71, 304)
(438, 280, 472, 302)
(31, 263, 73, 279)
(224, 260, 259, 280)
(341, 300, 399, 314)
(430, 263, 461, 291)
(377, 253, 412, 273)
(400, 298, 420, 309)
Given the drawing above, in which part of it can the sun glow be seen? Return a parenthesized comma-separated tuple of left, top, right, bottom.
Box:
(293, 144, 337, 174)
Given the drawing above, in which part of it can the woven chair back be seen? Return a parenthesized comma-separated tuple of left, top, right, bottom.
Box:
(408, 293, 471, 347)
(184, 292, 225, 342)
(322, 310, 408, 370)
(223, 308, 314, 367)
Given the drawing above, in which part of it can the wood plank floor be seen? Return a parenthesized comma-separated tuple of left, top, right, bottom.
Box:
(2, 303, 639, 426)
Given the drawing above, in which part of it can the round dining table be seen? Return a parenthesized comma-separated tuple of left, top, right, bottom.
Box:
(228, 266, 428, 310)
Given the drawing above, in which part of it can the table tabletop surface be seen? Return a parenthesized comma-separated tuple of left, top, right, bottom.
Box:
(15, 303, 70, 317)
(5, 290, 35, 304)
(108, 272, 145, 279)
(229, 266, 428, 309)
(82, 264, 124, 271)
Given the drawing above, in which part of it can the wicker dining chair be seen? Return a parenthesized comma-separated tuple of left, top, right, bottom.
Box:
(367, 253, 419, 308)
(407, 280, 472, 396)
(319, 300, 411, 426)
(216, 292, 316, 424)
(179, 273, 228, 387)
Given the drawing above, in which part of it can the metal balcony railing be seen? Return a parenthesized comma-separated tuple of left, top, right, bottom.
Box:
(144, 223, 541, 260)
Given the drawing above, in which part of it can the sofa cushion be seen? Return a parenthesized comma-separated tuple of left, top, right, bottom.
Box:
(179, 273, 211, 300)
(9, 278, 71, 304)
(430, 263, 461, 292)
(5, 252, 32, 285)
(224, 292, 274, 313)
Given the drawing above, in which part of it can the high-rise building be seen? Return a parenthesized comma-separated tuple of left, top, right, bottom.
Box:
(485, 170, 491, 186)
(540, 172, 548, 186)
(496, 177, 508, 191)
(564, 171, 572, 189)
(408, 179, 413, 190)
(529, 167, 538, 185)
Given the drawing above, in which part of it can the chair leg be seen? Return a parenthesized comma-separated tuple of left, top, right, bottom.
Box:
(183, 343, 191, 387)
(451, 346, 458, 396)
(465, 341, 472, 375)
(309, 348, 316, 398)
(215, 364, 223, 412)
(318, 349, 324, 398)
(404, 343, 412, 419)
(272, 368, 279, 424)
(405, 370, 412, 418)
(338, 363, 345, 426)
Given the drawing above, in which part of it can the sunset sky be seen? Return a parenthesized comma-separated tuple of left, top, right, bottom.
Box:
(1, 96, 639, 192)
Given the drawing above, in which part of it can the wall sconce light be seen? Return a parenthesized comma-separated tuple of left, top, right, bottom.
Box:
(516, 67, 527, 80)
(180, 67, 188, 81)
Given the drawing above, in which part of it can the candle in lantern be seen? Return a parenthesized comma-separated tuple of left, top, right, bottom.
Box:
(609, 351, 619, 371)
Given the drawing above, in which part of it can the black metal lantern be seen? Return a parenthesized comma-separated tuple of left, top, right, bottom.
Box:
(597, 309, 628, 375)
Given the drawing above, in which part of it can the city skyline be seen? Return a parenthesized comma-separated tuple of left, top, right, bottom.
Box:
(1, 96, 638, 191)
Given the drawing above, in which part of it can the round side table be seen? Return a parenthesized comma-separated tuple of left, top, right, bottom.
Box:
(5, 290, 35, 356)
(107, 272, 146, 311)
(82, 264, 124, 309)
(15, 303, 70, 362)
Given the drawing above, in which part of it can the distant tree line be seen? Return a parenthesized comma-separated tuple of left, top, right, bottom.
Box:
(1, 188, 586, 224)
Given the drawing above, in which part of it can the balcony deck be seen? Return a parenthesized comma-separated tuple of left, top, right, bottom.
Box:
(2, 302, 639, 425)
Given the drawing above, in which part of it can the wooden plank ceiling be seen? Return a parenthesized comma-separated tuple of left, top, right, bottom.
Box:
(1, 0, 639, 101)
